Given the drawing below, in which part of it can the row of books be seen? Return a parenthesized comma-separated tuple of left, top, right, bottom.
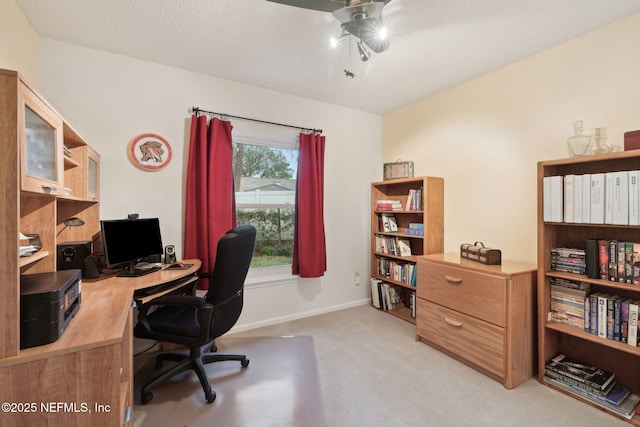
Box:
(378, 214, 425, 238)
(375, 235, 412, 257)
(549, 276, 640, 346)
(404, 223, 424, 236)
(376, 199, 403, 211)
(549, 277, 589, 329)
(552, 241, 640, 285)
(590, 239, 640, 284)
(370, 278, 417, 319)
(587, 293, 640, 345)
(544, 354, 640, 420)
(405, 188, 423, 211)
(543, 170, 640, 225)
(370, 278, 404, 311)
(375, 258, 416, 287)
(550, 247, 586, 275)
(379, 213, 398, 232)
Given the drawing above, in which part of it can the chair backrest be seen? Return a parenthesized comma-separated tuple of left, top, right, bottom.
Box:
(206, 224, 256, 338)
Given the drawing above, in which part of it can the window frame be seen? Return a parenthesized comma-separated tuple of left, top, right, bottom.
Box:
(232, 127, 299, 286)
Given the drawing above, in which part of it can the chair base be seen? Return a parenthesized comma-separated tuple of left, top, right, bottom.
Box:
(140, 343, 249, 404)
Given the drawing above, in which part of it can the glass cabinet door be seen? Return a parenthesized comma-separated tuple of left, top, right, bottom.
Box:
(19, 83, 64, 195)
(25, 106, 57, 181)
(86, 147, 100, 201)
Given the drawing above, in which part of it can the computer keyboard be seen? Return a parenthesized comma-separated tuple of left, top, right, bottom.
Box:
(133, 275, 197, 298)
(135, 262, 162, 270)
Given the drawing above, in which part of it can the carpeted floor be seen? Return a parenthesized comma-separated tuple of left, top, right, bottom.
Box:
(134, 305, 628, 427)
(133, 335, 326, 427)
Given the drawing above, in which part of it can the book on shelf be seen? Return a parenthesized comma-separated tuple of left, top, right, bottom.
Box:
(630, 170, 640, 226)
(410, 291, 416, 319)
(613, 171, 629, 225)
(582, 173, 591, 223)
(543, 376, 639, 420)
(597, 294, 611, 339)
(396, 239, 412, 256)
(405, 188, 423, 211)
(380, 213, 398, 232)
(405, 223, 424, 236)
(564, 174, 575, 223)
(545, 175, 563, 222)
(546, 354, 615, 392)
(544, 368, 615, 398)
(550, 247, 586, 275)
(585, 238, 599, 279)
(591, 173, 606, 224)
(629, 300, 639, 346)
(376, 199, 403, 211)
(575, 174, 584, 223)
(370, 278, 382, 309)
(598, 239, 609, 280)
(621, 299, 632, 344)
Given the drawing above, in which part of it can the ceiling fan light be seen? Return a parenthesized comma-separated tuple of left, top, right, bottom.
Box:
(330, 32, 348, 49)
(377, 26, 389, 41)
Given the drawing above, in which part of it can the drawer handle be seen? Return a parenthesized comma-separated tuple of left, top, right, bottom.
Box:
(444, 317, 463, 328)
(444, 275, 463, 284)
(42, 185, 57, 192)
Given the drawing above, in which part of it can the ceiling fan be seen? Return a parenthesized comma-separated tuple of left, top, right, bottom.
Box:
(267, 0, 393, 61)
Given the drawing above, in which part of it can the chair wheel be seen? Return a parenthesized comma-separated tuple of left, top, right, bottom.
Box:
(205, 390, 217, 403)
(141, 391, 153, 405)
(241, 358, 250, 368)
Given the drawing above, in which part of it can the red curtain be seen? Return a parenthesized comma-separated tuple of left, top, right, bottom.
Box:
(292, 132, 326, 277)
(184, 114, 236, 289)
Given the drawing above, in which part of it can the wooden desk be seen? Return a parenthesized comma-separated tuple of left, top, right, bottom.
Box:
(0, 259, 201, 427)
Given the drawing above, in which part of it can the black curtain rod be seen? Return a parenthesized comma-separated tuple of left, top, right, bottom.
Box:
(191, 107, 322, 134)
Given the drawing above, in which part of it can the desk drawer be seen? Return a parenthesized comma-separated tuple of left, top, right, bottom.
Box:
(418, 261, 505, 326)
(417, 299, 504, 379)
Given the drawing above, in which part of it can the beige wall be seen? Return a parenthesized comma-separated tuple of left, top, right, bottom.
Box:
(0, 0, 39, 86)
(383, 12, 640, 264)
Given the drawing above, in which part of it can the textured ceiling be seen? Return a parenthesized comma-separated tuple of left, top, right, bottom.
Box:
(15, 0, 640, 114)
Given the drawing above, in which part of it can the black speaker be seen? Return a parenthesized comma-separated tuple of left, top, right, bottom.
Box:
(57, 241, 92, 277)
(164, 245, 176, 264)
(83, 254, 101, 279)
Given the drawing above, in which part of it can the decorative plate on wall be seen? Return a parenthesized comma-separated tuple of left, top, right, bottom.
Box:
(128, 133, 172, 171)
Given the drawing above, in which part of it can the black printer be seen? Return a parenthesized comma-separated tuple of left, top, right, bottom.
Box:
(20, 269, 82, 349)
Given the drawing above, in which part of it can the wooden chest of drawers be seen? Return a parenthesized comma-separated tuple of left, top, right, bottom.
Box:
(416, 253, 537, 389)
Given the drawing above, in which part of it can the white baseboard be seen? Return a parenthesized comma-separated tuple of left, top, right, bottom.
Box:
(230, 298, 371, 334)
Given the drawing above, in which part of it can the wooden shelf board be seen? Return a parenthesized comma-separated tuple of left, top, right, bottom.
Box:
(385, 306, 415, 324)
(545, 321, 640, 357)
(545, 270, 640, 292)
(18, 250, 49, 268)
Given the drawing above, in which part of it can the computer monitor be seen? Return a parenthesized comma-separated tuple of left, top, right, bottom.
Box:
(100, 217, 163, 277)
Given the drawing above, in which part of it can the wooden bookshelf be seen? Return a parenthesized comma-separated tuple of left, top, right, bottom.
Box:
(538, 151, 640, 425)
(370, 176, 443, 323)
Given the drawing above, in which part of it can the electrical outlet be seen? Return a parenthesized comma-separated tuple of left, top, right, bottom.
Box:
(354, 272, 360, 285)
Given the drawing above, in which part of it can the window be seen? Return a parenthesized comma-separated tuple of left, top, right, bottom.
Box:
(232, 128, 299, 284)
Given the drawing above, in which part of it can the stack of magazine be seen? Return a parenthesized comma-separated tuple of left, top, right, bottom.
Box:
(544, 354, 640, 420)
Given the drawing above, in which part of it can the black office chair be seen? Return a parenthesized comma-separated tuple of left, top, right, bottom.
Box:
(134, 225, 256, 404)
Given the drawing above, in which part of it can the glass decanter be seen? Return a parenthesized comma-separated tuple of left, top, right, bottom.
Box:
(567, 120, 591, 157)
(587, 127, 612, 155)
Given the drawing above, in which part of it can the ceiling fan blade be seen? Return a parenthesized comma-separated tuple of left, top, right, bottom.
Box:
(266, 0, 345, 13)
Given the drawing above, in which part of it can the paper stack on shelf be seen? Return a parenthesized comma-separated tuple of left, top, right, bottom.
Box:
(19, 232, 40, 257)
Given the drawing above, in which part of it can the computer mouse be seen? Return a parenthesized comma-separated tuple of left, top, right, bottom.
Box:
(167, 262, 185, 269)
